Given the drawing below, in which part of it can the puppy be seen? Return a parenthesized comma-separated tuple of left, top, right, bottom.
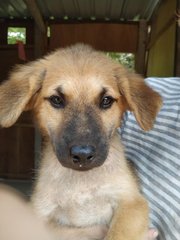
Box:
(0, 44, 162, 240)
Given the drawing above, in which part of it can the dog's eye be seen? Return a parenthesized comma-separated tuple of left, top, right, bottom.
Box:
(49, 95, 65, 108)
(100, 96, 115, 109)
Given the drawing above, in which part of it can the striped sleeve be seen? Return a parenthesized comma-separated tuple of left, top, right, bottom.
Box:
(120, 77, 180, 240)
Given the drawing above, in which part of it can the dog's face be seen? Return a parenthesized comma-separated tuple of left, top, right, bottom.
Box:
(36, 54, 124, 171)
(0, 44, 162, 171)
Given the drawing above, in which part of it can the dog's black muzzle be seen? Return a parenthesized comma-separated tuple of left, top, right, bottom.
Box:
(52, 106, 110, 171)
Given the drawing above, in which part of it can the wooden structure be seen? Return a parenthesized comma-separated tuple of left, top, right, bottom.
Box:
(0, 0, 179, 180)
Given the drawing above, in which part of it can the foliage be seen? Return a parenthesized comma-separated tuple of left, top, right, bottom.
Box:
(7, 27, 26, 44)
(107, 52, 135, 69)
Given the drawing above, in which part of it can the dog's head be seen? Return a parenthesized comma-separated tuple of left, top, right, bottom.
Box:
(0, 44, 162, 171)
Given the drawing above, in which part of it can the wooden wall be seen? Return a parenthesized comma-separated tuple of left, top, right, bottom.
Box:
(147, 0, 176, 77)
(49, 23, 139, 53)
(0, 46, 34, 82)
(0, 20, 34, 82)
(0, 20, 35, 179)
(0, 112, 34, 179)
(49, 22, 149, 75)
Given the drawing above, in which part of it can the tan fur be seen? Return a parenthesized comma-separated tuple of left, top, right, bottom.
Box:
(0, 44, 162, 240)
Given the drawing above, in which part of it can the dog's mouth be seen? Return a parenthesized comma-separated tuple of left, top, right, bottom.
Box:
(60, 156, 106, 171)
(57, 152, 108, 171)
(53, 143, 109, 171)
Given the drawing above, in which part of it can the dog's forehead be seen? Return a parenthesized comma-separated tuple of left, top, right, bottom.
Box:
(42, 63, 119, 98)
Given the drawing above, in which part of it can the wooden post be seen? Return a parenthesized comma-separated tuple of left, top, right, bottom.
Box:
(34, 23, 47, 167)
(0, 20, 7, 44)
(24, 0, 47, 57)
(23, 0, 46, 34)
(175, 0, 180, 76)
(34, 23, 47, 58)
(23, 0, 47, 168)
(135, 20, 148, 76)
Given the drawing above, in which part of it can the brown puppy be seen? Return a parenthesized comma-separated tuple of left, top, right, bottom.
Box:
(0, 44, 162, 240)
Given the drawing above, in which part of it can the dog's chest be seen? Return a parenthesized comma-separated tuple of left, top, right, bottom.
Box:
(53, 182, 121, 227)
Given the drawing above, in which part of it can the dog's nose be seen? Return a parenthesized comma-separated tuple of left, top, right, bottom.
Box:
(70, 145, 96, 164)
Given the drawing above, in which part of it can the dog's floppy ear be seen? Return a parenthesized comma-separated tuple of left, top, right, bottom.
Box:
(0, 61, 45, 128)
(115, 67, 162, 131)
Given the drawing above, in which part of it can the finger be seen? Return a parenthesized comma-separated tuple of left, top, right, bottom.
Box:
(147, 228, 159, 239)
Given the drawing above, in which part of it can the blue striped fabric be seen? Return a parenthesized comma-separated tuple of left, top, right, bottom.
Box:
(120, 78, 180, 240)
